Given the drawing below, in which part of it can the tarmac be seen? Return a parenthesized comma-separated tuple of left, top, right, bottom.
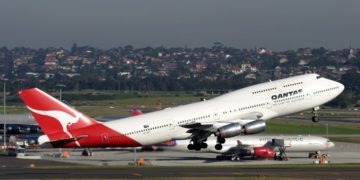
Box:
(1, 165, 359, 179)
(0, 153, 359, 179)
(0, 142, 359, 179)
(20, 141, 358, 166)
(1, 113, 360, 178)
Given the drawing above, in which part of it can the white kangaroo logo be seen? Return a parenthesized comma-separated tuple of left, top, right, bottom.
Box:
(27, 106, 82, 146)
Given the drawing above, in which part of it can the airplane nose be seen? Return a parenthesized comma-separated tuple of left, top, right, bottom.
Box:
(331, 80, 345, 95)
(338, 82, 345, 93)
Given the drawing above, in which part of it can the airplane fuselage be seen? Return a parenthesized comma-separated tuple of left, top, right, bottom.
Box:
(101, 74, 344, 146)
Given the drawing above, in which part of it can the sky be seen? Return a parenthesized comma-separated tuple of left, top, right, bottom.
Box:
(0, 0, 359, 50)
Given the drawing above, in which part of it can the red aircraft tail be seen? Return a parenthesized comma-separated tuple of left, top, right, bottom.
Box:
(18, 88, 140, 148)
(18, 88, 98, 141)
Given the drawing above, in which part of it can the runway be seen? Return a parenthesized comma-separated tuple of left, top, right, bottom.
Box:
(0, 156, 359, 179)
(23, 141, 359, 166)
(1, 142, 360, 179)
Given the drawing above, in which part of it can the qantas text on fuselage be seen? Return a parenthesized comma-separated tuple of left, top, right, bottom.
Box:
(18, 74, 344, 150)
(271, 89, 302, 100)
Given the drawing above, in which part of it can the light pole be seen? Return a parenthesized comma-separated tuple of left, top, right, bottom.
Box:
(133, 147, 137, 165)
(326, 123, 329, 155)
(55, 84, 65, 155)
(56, 84, 66, 101)
(3, 79, 7, 150)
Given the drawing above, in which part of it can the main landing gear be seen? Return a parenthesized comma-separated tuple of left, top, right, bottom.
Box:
(215, 137, 225, 150)
(187, 138, 208, 151)
(312, 106, 320, 122)
(187, 133, 226, 151)
(188, 137, 226, 151)
(187, 131, 212, 151)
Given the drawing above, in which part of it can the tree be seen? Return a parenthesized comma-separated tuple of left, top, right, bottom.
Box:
(71, 43, 78, 55)
(341, 72, 360, 91)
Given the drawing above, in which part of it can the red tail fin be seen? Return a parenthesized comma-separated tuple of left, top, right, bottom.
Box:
(18, 88, 98, 141)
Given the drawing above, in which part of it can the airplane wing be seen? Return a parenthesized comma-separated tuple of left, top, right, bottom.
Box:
(220, 112, 263, 123)
(180, 112, 265, 146)
(181, 111, 264, 132)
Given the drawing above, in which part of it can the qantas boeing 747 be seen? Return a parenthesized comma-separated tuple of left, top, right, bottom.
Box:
(18, 74, 344, 150)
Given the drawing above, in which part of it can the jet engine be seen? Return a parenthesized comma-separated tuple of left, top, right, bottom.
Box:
(216, 123, 242, 138)
(243, 120, 266, 135)
(252, 147, 275, 159)
(216, 120, 266, 138)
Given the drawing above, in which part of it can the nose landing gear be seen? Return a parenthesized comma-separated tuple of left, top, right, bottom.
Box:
(312, 116, 319, 122)
(312, 106, 320, 122)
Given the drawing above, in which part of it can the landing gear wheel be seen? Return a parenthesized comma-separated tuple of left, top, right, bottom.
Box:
(194, 145, 201, 151)
(312, 107, 320, 122)
(201, 143, 208, 149)
(312, 116, 319, 122)
(217, 137, 225, 144)
(187, 144, 194, 150)
(231, 155, 240, 161)
(82, 149, 91, 156)
(215, 144, 223, 150)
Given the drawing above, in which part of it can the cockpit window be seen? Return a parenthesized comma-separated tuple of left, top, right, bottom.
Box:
(316, 75, 321, 79)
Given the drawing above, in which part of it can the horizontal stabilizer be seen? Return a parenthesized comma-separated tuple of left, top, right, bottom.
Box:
(38, 134, 88, 148)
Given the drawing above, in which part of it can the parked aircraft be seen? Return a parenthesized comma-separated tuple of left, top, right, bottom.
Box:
(18, 74, 344, 149)
(159, 135, 335, 160)
(0, 124, 41, 135)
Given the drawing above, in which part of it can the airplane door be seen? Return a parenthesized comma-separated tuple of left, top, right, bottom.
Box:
(142, 125, 150, 135)
(101, 133, 109, 145)
(167, 120, 176, 137)
(169, 123, 175, 131)
(214, 112, 220, 121)
(266, 102, 272, 109)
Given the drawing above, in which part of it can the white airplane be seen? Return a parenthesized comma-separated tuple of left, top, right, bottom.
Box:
(159, 135, 335, 160)
(18, 73, 344, 149)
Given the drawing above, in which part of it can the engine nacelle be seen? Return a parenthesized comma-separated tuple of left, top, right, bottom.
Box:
(252, 146, 275, 159)
(216, 123, 242, 138)
(216, 120, 266, 138)
(243, 120, 266, 135)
